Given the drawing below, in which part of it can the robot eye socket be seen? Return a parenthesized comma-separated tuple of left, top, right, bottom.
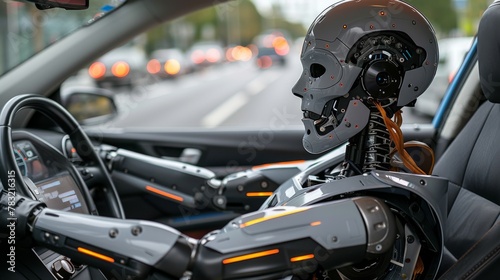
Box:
(310, 63, 326, 78)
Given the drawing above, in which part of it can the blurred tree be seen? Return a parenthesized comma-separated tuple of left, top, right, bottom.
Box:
(261, 3, 306, 39)
(235, 0, 263, 45)
(145, 25, 167, 54)
(463, 0, 489, 36)
(185, 6, 219, 43)
(406, 0, 458, 36)
(144, 0, 306, 53)
(145, 1, 263, 52)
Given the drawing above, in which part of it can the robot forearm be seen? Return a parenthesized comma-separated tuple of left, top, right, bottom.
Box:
(25, 196, 395, 279)
(31, 208, 194, 279)
(191, 196, 396, 279)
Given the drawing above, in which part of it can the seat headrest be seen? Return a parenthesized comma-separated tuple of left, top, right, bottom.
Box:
(478, 2, 500, 103)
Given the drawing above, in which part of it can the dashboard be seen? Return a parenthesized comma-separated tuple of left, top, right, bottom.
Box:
(13, 139, 90, 214)
(14, 140, 49, 181)
(8, 133, 99, 280)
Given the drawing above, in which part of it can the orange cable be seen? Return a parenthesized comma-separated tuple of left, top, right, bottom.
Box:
(374, 102, 426, 175)
(413, 257, 425, 279)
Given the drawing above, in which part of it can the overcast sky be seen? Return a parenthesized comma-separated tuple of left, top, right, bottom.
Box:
(252, 0, 341, 27)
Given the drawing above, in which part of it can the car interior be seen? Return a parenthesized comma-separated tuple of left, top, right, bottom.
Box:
(0, 0, 499, 279)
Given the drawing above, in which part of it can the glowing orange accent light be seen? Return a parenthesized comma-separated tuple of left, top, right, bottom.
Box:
(246, 192, 273, 197)
(252, 160, 305, 170)
(290, 254, 315, 262)
(77, 247, 115, 263)
(88, 62, 106, 79)
(310, 221, 321, 226)
(111, 61, 130, 78)
(71, 148, 77, 154)
(147, 59, 161, 74)
(222, 249, 279, 264)
(240, 207, 309, 228)
(146, 185, 184, 202)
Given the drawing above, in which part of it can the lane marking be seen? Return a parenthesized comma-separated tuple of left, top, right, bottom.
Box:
(246, 72, 280, 95)
(201, 92, 248, 128)
(201, 71, 282, 128)
(246, 78, 266, 95)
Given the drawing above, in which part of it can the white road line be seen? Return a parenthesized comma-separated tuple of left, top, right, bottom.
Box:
(247, 72, 281, 95)
(246, 78, 266, 95)
(202, 71, 282, 128)
(201, 92, 249, 128)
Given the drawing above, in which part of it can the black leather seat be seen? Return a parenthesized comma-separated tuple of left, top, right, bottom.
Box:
(431, 2, 500, 278)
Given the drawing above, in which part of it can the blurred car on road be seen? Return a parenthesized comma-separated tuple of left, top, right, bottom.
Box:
(88, 45, 150, 88)
(187, 41, 224, 69)
(256, 46, 286, 69)
(225, 45, 254, 63)
(147, 48, 192, 79)
(414, 36, 474, 117)
(253, 31, 290, 69)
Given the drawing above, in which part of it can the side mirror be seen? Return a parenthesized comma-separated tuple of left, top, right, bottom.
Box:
(27, 0, 88, 10)
(61, 86, 117, 125)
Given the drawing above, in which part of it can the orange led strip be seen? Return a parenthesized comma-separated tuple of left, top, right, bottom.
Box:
(240, 207, 309, 228)
(252, 160, 305, 170)
(146, 186, 184, 202)
(290, 254, 315, 262)
(77, 247, 115, 263)
(222, 249, 280, 264)
(246, 192, 274, 197)
(310, 221, 321, 226)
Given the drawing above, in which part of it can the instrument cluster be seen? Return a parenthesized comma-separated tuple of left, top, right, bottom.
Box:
(13, 140, 49, 182)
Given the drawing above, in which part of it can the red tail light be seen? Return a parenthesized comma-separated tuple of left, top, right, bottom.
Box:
(88, 62, 106, 79)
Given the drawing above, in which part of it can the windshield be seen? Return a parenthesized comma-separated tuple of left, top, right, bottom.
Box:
(0, 0, 125, 76)
(1, 0, 488, 130)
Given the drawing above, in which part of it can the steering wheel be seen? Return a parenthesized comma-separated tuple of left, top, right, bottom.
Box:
(0, 94, 125, 219)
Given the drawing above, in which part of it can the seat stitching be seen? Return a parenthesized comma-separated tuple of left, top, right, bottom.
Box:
(440, 222, 500, 279)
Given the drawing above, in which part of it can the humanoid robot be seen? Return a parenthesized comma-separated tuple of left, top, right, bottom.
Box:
(1, 0, 448, 279)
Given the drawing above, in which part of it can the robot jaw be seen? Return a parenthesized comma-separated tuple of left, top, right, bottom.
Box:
(302, 99, 370, 154)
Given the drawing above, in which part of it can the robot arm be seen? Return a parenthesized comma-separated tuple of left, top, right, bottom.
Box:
(3, 190, 396, 279)
(31, 207, 193, 279)
(32, 196, 396, 279)
(191, 196, 396, 279)
(102, 146, 305, 213)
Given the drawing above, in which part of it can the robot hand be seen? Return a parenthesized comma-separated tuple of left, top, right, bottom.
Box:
(2, 191, 396, 280)
(0, 190, 44, 246)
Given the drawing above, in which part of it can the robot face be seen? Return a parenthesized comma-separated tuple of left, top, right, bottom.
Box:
(292, 0, 438, 154)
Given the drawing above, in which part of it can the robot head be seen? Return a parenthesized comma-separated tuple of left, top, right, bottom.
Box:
(293, 0, 438, 154)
